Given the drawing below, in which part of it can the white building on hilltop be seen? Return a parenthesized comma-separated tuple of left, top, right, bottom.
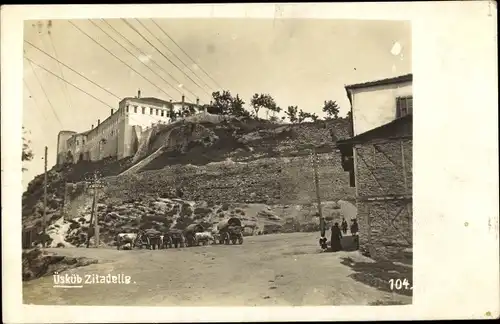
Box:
(56, 91, 201, 165)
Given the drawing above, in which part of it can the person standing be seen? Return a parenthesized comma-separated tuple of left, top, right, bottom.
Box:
(341, 218, 348, 234)
(350, 219, 359, 235)
(350, 219, 360, 250)
(330, 222, 343, 252)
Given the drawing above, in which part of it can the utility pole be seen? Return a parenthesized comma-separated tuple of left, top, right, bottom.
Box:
(85, 171, 105, 248)
(43, 146, 48, 236)
(62, 182, 68, 221)
(312, 148, 325, 237)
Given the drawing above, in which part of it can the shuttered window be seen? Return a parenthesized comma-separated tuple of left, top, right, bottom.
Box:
(396, 96, 413, 118)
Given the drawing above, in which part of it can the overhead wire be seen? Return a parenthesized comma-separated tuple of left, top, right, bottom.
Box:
(68, 20, 175, 100)
(88, 19, 184, 100)
(134, 19, 212, 96)
(26, 57, 63, 127)
(150, 18, 223, 91)
(143, 18, 214, 93)
(23, 79, 49, 123)
(47, 27, 74, 112)
(99, 18, 201, 103)
(25, 57, 117, 111)
(24, 40, 121, 101)
(120, 18, 204, 101)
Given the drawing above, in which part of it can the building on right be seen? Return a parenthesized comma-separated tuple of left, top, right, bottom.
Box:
(337, 73, 413, 261)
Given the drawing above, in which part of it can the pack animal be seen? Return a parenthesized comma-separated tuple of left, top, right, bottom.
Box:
(116, 233, 138, 250)
(194, 232, 215, 245)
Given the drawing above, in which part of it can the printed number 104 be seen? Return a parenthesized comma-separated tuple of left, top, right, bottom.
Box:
(389, 278, 412, 290)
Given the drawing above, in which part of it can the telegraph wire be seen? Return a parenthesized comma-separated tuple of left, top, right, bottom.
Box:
(120, 18, 204, 101)
(25, 56, 163, 129)
(99, 19, 202, 103)
(146, 18, 215, 92)
(25, 57, 117, 111)
(134, 19, 212, 96)
(68, 20, 174, 100)
(47, 28, 74, 112)
(23, 79, 49, 124)
(151, 18, 223, 91)
(87, 19, 182, 100)
(26, 58, 63, 127)
(24, 40, 121, 101)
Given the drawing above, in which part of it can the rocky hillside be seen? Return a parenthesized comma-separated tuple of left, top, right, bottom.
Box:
(22, 117, 355, 239)
(37, 196, 357, 248)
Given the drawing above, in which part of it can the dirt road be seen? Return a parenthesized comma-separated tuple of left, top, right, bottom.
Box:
(23, 233, 411, 306)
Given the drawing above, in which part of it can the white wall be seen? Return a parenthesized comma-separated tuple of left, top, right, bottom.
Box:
(350, 81, 412, 136)
(123, 99, 172, 129)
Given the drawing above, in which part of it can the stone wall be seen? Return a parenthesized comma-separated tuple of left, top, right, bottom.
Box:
(354, 139, 413, 260)
(104, 152, 355, 205)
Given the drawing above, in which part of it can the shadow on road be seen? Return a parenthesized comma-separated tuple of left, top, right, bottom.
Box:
(340, 257, 413, 297)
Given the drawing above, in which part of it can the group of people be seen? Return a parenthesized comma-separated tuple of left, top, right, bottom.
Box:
(319, 218, 359, 252)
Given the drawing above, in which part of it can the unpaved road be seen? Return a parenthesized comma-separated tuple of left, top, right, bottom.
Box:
(23, 233, 411, 306)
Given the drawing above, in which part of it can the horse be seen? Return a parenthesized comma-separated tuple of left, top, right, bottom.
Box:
(159, 234, 173, 249)
(142, 229, 163, 250)
(194, 232, 215, 245)
(116, 232, 138, 250)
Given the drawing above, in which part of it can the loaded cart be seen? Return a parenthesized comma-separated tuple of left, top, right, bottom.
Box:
(217, 217, 244, 245)
(183, 223, 205, 247)
(167, 228, 186, 248)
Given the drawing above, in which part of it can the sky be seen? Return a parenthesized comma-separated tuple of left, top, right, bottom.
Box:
(22, 18, 411, 189)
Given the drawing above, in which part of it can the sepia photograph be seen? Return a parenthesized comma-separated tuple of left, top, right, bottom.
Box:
(20, 16, 413, 307)
(2, 2, 498, 322)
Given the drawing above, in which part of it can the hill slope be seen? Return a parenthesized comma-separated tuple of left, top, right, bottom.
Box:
(22, 117, 355, 242)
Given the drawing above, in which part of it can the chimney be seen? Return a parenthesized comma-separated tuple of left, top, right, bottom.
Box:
(137, 89, 141, 99)
(196, 98, 200, 105)
(91, 124, 94, 129)
(110, 108, 114, 116)
(97, 119, 100, 126)
(181, 95, 185, 103)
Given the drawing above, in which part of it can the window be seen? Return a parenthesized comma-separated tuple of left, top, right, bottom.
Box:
(161, 110, 164, 117)
(76, 140, 79, 145)
(142, 107, 146, 114)
(156, 109, 159, 116)
(134, 106, 138, 113)
(396, 96, 413, 118)
(150, 108, 153, 114)
(126, 105, 129, 113)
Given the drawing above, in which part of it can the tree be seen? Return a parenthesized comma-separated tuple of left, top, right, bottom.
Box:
(230, 94, 250, 117)
(286, 105, 298, 123)
(22, 127, 34, 172)
(298, 110, 308, 123)
(250, 93, 278, 119)
(322, 100, 340, 119)
(208, 91, 250, 117)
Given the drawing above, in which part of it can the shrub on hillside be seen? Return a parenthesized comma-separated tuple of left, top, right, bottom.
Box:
(180, 205, 193, 217)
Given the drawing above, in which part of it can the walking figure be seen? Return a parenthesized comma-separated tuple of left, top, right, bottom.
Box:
(341, 218, 348, 234)
(330, 222, 343, 252)
(350, 219, 360, 250)
(350, 219, 359, 235)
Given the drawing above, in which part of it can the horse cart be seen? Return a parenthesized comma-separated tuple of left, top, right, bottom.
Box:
(165, 229, 185, 248)
(135, 229, 163, 250)
(217, 217, 244, 245)
(183, 223, 205, 247)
